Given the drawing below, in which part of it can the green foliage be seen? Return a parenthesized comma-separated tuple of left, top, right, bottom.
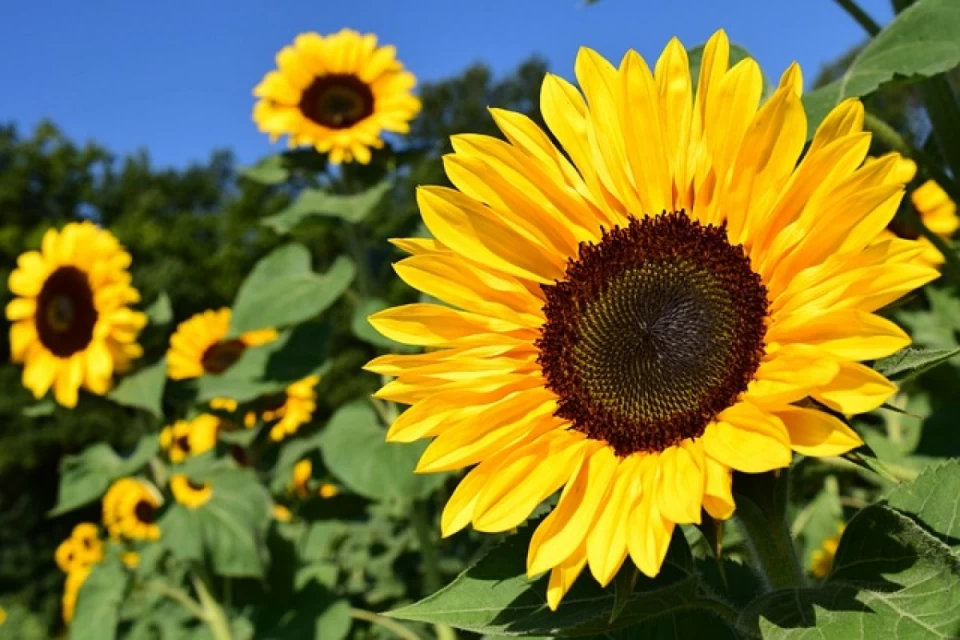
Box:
(71, 560, 130, 640)
(107, 358, 168, 419)
(263, 181, 392, 232)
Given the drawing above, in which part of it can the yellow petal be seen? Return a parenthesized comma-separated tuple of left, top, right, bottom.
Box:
(547, 542, 588, 611)
(701, 403, 792, 473)
(775, 406, 863, 457)
(5, 298, 36, 321)
(656, 440, 704, 525)
(767, 309, 909, 361)
(748, 344, 839, 406)
(627, 456, 675, 578)
(702, 456, 735, 520)
(368, 303, 526, 347)
(53, 355, 84, 408)
(813, 362, 897, 414)
(586, 455, 641, 586)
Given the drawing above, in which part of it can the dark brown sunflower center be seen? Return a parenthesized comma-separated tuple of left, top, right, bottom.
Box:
(537, 211, 769, 457)
(36, 266, 98, 358)
(201, 340, 246, 374)
(186, 478, 208, 492)
(175, 435, 191, 453)
(133, 500, 156, 524)
(299, 74, 375, 129)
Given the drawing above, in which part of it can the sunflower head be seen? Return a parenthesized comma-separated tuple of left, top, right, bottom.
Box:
(319, 482, 339, 499)
(810, 525, 845, 578)
(264, 375, 320, 441)
(166, 308, 277, 380)
(170, 474, 213, 509)
(61, 565, 91, 624)
(273, 504, 293, 522)
(6, 222, 147, 407)
(367, 29, 939, 609)
(55, 523, 104, 573)
(253, 29, 421, 164)
(159, 414, 220, 463)
(102, 477, 162, 541)
(292, 459, 312, 498)
(882, 157, 958, 267)
(121, 552, 140, 569)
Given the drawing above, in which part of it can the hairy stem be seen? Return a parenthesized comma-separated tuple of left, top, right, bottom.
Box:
(735, 469, 804, 590)
(834, 0, 882, 35)
(350, 609, 426, 640)
(192, 574, 233, 640)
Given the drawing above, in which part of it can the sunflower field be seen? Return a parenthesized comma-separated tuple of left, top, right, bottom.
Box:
(3, 1, 960, 638)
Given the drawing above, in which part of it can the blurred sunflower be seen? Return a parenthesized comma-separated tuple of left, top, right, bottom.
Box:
(367, 30, 938, 609)
(319, 482, 339, 499)
(263, 375, 321, 441)
(292, 459, 312, 498)
(122, 552, 140, 569)
(882, 157, 958, 267)
(810, 525, 845, 578)
(159, 414, 221, 463)
(61, 565, 91, 624)
(102, 478, 162, 541)
(273, 504, 293, 522)
(55, 523, 104, 573)
(253, 28, 421, 164)
(6, 222, 147, 407)
(170, 474, 213, 509)
(166, 308, 276, 380)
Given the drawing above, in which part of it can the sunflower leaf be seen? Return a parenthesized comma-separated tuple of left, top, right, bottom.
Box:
(229, 244, 355, 335)
(318, 400, 446, 501)
(70, 559, 130, 640)
(240, 154, 289, 185)
(802, 0, 960, 138)
(107, 357, 168, 419)
(144, 292, 173, 325)
(262, 181, 391, 233)
(872, 346, 960, 383)
(50, 434, 159, 516)
(387, 523, 723, 637)
(739, 462, 960, 638)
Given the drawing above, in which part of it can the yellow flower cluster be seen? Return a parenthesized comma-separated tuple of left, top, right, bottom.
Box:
(160, 414, 221, 463)
(55, 523, 105, 624)
(102, 478, 162, 541)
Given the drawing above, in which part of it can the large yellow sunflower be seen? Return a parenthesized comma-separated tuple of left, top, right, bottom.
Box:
(882, 158, 958, 267)
(253, 28, 421, 164)
(367, 30, 939, 609)
(102, 477, 162, 541)
(6, 222, 147, 407)
(166, 308, 276, 380)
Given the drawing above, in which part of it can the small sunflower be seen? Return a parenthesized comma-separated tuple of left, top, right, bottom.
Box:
(319, 482, 339, 499)
(367, 30, 938, 609)
(253, 28, 421, 164)
(6, 222, 147, 407)
(102, 477, 162, 541)
(273, 504, 293, 522)
(61, 565, 91, 624)
(292, 459, 312, 498)
(121, 552, 140, 569)
(166, 308, 277, 380)
(810, 525, 845, 578)
(170, 474, 213, 509)
(263, 375, 320, 441)
(54, 523, 104, 573)
(882, 157, 958, 267)
(159, 414, 221, 463)
(209, 397, 258, 428)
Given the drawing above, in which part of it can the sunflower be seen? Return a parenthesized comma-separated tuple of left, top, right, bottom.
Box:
(61, 565, 90, 624)
(159, 414, 221, 463)
(253, 28, 421, 164)
(102, 477, 162, 541)
(263, 375, 321, 441)
(55, 523, 104, 573)
(319, 482, 339, 499)
(292, 459, 312, 498)
(273, 504, 293, 522)
(810, 525, 845, 578)
(881, 157, 958, 267)
(170, 474, 213, 509)
(6, 222, 147, 407)
(122, 552, 140, 569)
(166, 308, 277, 380)
(366, 30, 939, 609)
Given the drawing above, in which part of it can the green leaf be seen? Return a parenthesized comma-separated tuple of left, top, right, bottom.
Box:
(145, 292, 173, 325)
(873, 346, 960, 383)
(107, 357, 168, 418)
(885, 459, 960, 546)
(159, 467, 271, 578)
(229, 244, 355, 335)
(388, 523, 716, 637)
(350, 297, 416, 351)
(70, 560, 130, 640)
(240, 155, 289, 185)
(51, 435, 159, 515)
(688, 42, 769, 96)
(22, 398, 55, 417)
(740, 505, 960, 638)
(262, 181, 391, 233)
(260, 583, 351, 640)
(319, 401, 446, 501)
(803, 0, 960, 137)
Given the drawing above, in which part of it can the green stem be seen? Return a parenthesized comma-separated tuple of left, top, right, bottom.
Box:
(343, 222, 372, 296)
(144, 581, 206, 620)
(410, 501, 457, 640)
(834, 0, 882, 35)
(863, 112, 960, 285)
(349, 609, 425, 640)
(192, 574, 233, 640)
(692, 597, 742, 629)
(734, 469, 804, 590)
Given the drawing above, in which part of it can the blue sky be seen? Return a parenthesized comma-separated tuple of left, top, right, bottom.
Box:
(1, 0, 892, 168)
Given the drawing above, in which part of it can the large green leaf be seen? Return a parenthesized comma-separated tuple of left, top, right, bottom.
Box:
(145, 292, 173, 325)
(70, 561, 130, 640)
(240, 155, 289, 185)
(319, 401, 446, 501)
(51, 435, 159, 515)
(159, 467, 272, 578)
(262, 181, 391, 233)
(229, 244, 355, 335)
(803, 0, 960, 137)
(258, 583, 352, 640)
(886, 459, 960, 545)
(107, 357, 168, 418)
(389, 523, 730, 637)
(873, 346, 960, 383)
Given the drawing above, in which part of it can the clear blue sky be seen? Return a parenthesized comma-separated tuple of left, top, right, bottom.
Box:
(1, 0, 893, 168)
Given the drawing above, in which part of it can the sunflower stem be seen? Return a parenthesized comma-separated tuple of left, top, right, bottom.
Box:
(863, 111, 960, 284)
(833, 0, 882, 36)
(192, 573, 234, 640)
(734, 469, 804, 590)
(143, 581, 206, 620)
(349, 608, 425, 640)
